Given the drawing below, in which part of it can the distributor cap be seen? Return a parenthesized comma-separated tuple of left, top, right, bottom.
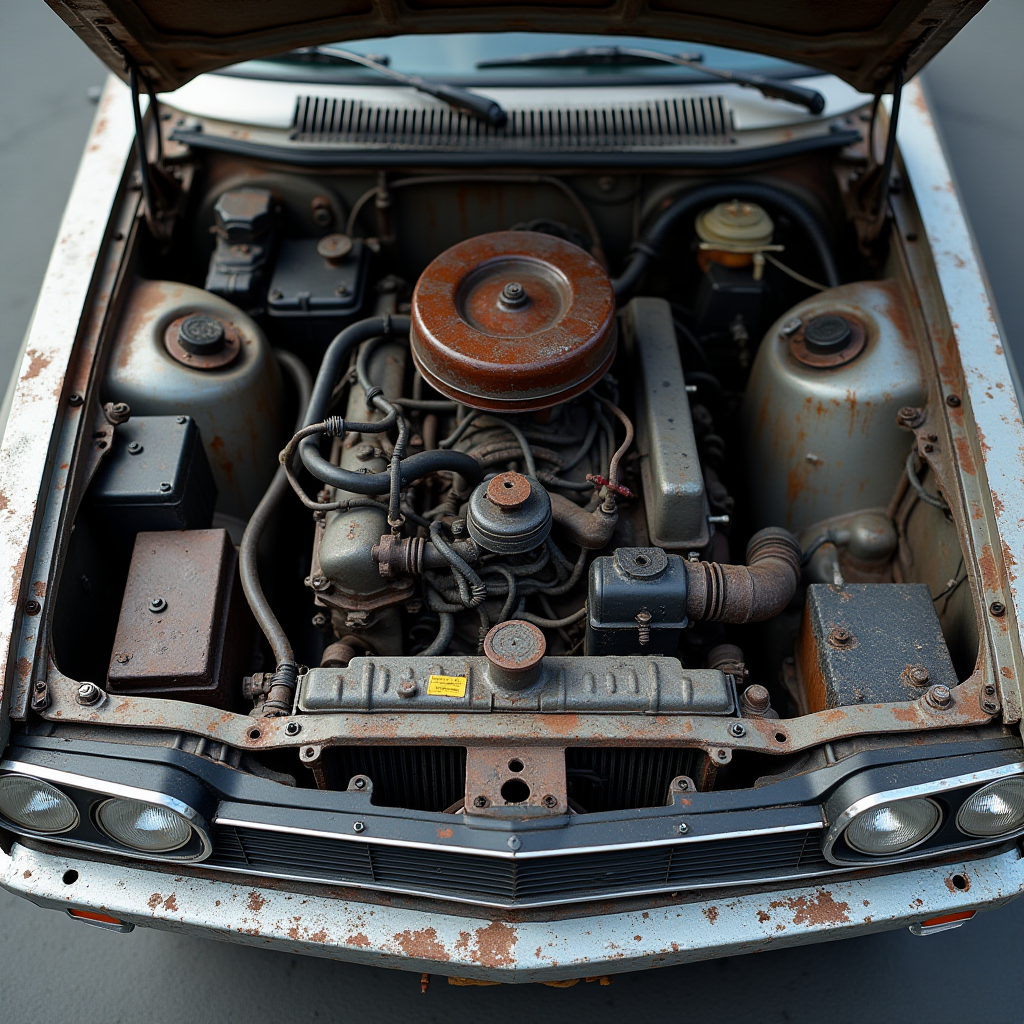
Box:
(410, 231, 616, 412)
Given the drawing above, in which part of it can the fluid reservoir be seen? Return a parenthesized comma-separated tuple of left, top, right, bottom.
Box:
(741, 281, 926, 533)
(105, 280, 282, 521)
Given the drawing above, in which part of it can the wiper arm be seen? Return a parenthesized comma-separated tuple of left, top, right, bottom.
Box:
(294, 46, 508, 127)
(477, 46, 825, 115)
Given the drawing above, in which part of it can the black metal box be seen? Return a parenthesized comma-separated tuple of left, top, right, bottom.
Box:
(797, 583, 958, 711)
(586, 547, 689, 656)
(88, 415, 216, 536)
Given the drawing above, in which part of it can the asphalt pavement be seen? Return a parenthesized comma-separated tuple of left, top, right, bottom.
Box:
(1, 1, 1023, 1021)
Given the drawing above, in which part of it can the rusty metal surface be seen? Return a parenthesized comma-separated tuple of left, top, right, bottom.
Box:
(163, 314, 241, 370)
(5, 838, 1020, 981)
(464, 745, 566, 818)
(410, 231, 615, 412)
(107, 529, 248, 706)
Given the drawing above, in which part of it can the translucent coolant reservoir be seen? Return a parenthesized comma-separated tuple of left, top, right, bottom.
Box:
(105, 280, 282, 521)
(741, 281, 926, 533)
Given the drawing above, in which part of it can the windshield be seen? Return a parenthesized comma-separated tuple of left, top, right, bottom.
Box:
(222, 32, 809, 86)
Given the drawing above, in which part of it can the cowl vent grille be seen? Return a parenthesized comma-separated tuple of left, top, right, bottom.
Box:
(292, 94, 734, 150)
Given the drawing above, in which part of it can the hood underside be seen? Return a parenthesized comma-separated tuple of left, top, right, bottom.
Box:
(47, 0, 985, 95)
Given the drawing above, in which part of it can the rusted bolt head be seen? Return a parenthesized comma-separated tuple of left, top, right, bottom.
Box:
(742, 684, 771, 713)
(985, 683, 997, 696)
(498, 280, 529, 310)
(33, 681, 45, 693)
(149, 596, 168, 614)
(398, 680, 418, 699)
(115, 652, 130, 664)
(486, 471, 532, 511)
(983, 698, 1000, 714)
(285, 721, 301, 736)
(310, 575, 330, 593)
(909, 666, 930, 685)
(828, 626, 855, 648)
(541, 794, 558, 808)
(946, 394, 962, 408)
(316, 233, 353, 263)
(303, 746, 317, 759)
(729, 722, 746, 737)
(990, 601, 1006, 617)
(923, 443, 934, 454)
(25, 600, 40, 616)
(896, 406, 924, 429)
(472, 795, 489, 808)
(925, 684, 952, 709)
(76, 682, 102, 706)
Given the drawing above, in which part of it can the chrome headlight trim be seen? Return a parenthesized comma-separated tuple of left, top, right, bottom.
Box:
(0, 759, 212, 863)
(841, 796, 943, 856)
(822, 762, 1024, 865)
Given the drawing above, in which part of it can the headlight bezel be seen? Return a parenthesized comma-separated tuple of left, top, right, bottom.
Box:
(94, 796, 197, 853)
(823, 761, 1024, 866)
(0, 758, 212, 863)
(0, 773, 81, 835)
(956, 776, 1024, 837)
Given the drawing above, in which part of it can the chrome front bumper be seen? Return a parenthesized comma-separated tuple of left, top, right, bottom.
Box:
(4, 841, 1021, 982)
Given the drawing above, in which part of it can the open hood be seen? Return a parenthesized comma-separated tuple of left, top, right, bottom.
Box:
(47, 0, 986, 95)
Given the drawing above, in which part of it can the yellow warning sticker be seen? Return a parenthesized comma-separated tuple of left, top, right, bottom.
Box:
(427, 674, 468, 698)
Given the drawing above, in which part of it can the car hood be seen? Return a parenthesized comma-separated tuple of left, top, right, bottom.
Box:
(46, 0, 986, 95)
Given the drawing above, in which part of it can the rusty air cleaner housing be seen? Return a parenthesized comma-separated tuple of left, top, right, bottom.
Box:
(410, 231, 616, 412)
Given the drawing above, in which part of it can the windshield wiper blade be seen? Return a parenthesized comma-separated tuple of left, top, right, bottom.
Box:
(477, 46, 825, 115)
(297, 46, 508, 127)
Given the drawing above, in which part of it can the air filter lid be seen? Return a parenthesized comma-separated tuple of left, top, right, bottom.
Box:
(410, 231, 616, 412)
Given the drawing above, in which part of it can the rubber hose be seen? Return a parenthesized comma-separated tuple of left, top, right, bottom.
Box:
(239, 349, 312, 711)
(684, 527, 802, 624)
(612, 182, 840, 299)
(298, 315, 483, 492)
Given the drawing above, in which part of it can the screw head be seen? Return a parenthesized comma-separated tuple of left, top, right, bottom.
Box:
(33, 681, 46, 693)
(541, 794, 558, 808)
(828, 626, 855, 648)
(730, 722, 746, 737)
(149, 596, 168, 614)
(990, 601, 1006, 617)
(76, 682, 102, 706)
(398, 680, 417, 699)
(115, 652, 130, 664)
(310, 575, 330, 592)
(507, 835, 522, 851)
(25, 600, 40, 616)
(285, 721, 301, 736)
(678, 822, 689, 834)
(910, 666, 930, 685)
(983, 699, 1000, 714)
(68, 392, 84, 407)
(946, 394, 962, 408)
(715, 749, 729, 761)
(176, 415, 187, 424)
(127, 441, 143, 455)
(353, 776, 367, 790)
(352, 821, 366, 833)
(472, 795, 489, 808)
(925, 684, 953, 709)
(159, 481, 172, 493)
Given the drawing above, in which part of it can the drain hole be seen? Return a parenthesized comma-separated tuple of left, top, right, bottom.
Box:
(62, 870, 79, 885)
(507, 758, 524, 773)
(950, 873, 969, 891)
(501, 778, 531, 803)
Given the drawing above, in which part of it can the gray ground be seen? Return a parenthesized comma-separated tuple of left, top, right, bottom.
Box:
(1, 2, 1023, 1021)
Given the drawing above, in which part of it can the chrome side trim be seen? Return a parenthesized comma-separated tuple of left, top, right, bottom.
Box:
(823, 762, 1024, 865)
(214, 813, 825, 860)
(0, 759, 212, 862)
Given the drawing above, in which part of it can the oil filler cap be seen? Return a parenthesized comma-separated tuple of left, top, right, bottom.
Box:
(803, 315, 851, 355)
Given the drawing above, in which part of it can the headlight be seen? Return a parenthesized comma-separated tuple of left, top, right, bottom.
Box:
(844, 798, 941, 855)
(96, 798, 193, 852)
(0, 774, 79, 833)
(957, 777, 1024, 837)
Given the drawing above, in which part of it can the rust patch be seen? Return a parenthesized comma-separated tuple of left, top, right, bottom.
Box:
(892, 706, 921, 723)
(703, 905, 719, 925)
(769, 889, 850, 927)
(473, 921, 517, 966)
(945, 873, 971, 894)
(21, 349, 52, 382)
(147, 893, 162, 909)
(978, 543, 1000, 592)
(247, 890, 267, 913)
(954, 436, 977, 476)
(436, 827, 454, 839)
(346, 932, 372, 948)
(393, 927, 450, 962)
(163, 894, 178, 912)
(757, 909, 770, 923)
(22, 870, 31, 879)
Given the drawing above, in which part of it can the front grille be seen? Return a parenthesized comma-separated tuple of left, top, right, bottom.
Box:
(566, 747, 706, 812)
(328, 746, 466, 812)
(207, 823, 827, 907)
(292, 94, 734, 150)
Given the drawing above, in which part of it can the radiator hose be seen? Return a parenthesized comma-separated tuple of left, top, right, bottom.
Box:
(684, 527, 801, 623)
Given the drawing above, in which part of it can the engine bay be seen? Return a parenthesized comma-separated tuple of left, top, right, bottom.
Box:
(45, 133, 990, 816)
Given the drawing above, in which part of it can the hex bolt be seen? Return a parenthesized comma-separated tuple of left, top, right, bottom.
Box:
(472, 795, 489, 808)
(352, 821, 366, 833)
(311, 612, 328, 630)
(353, 776, 367, 790)
(450, 518, 467, 537)
(127, 441, 143, 455)
(984, 683, 997, 696)
(925, 684, 952, 710)
(990, 601, 1006, 617)
(114, 652, 130, 664)
(310, 575, 330, 593)
(828, 626, 854, 648)
(507, 835, 522, 851)
(741, 684, 771, 715)
(678, 823, 689, 834)
(896, 406, 923, 429)
(159, 481, 172, 493)
(541, 794, 558, 808)
(33, 681, 46, 693)
(909, 666, 930, 685)
(635, 609, 652, 646)
(730, 722, 746, 737)
(148, 596, 168, 614)
(76, 682, 102, 706)
(398, 680, 417, 699)
(285, 721, 301, 736)
(715, 749, 729, 761)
